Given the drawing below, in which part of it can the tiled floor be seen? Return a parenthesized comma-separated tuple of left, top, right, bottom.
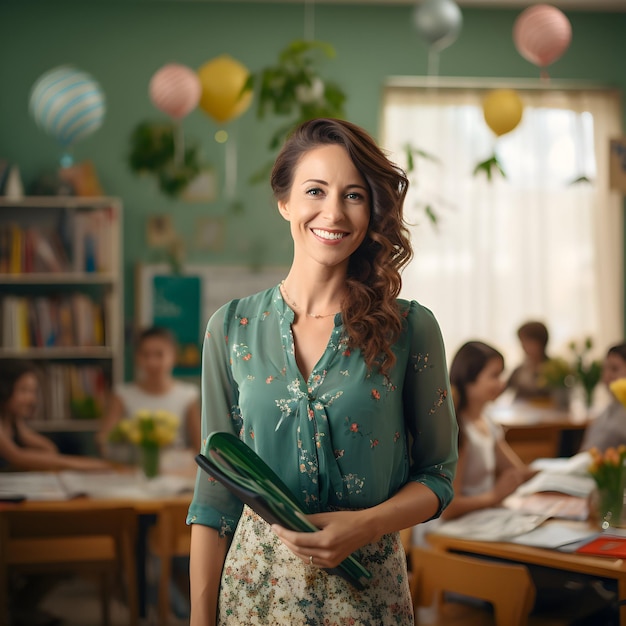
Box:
(38, 576, 188, 626)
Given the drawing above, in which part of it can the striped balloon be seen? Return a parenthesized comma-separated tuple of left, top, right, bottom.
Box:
(149, 63, 201, 120)
(513, 4, 572, 69)
(29, 66, 106, 148)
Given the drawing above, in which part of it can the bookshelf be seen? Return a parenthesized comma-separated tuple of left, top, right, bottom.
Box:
(0, 196, 123, 432)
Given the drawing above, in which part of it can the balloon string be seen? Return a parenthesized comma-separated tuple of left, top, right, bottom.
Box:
(540, 69, 550, 82)
(225, 135, 237, 199)
(427, 49, 440, 78)
(304, 0, 315, 40)
(174, 121, 185, 167)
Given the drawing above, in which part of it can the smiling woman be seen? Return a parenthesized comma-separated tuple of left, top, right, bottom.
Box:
(187, 118, 458, 626)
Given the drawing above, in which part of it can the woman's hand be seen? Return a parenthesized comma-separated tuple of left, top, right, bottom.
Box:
(272, 509, 376, 569)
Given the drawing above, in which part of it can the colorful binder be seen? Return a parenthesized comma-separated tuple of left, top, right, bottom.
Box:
(195, 431, 372, 590)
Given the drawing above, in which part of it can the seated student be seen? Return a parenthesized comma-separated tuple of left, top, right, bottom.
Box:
(443, 341, 535, 520)
(580, 342, 626, 453)
(0, 360, 110, 472)
(430, 342, 616, 621)
(97, 326, 201, 454)
(96, 326, 200, 619)
(507, 320, 553, 404)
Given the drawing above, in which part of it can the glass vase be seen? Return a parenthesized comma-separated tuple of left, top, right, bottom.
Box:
(597, 488, 624, 530)
(139, 443, 160, 479)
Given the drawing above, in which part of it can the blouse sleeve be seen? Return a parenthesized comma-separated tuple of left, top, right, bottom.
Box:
(186, 300, 244, 535)
(402, 301, 458, 518)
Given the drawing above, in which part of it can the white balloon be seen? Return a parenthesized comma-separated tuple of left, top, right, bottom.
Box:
(413, 0, 463, 52)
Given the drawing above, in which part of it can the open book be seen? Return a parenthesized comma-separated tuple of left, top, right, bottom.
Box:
(195, 431, 372, 590)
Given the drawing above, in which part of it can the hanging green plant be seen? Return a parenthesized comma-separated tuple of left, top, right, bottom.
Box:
(128, 120, 206, 198)
(404, 143, 450, 227)
(473, 154, 507, 181)
(244, 39, 347, 182)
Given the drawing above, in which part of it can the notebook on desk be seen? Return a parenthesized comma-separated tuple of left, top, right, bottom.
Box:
(575, 535, 626, 558)
(195, 431, 372, 590)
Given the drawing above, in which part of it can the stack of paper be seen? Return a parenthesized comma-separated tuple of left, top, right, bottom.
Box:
(435, 508, 549, 541)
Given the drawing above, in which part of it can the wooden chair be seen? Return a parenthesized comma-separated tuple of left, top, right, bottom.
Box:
(148, 502, 191, 625)
(0, 506, 139, 626)
(410, 545, 536, 626)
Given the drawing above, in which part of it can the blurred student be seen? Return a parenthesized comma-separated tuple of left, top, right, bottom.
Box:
(507, 320, 552, 403)
(0, 360, 110, 472)
(97, 326, 201, 618)
(442, 341, 617, 620)
(443, 341, 535, 520)
(97, 326, 201, 454)
(580, 342, 626, 453)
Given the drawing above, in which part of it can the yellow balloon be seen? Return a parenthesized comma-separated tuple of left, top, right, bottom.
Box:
(482, 89, 524, 137)
(197, 55, 253, 124)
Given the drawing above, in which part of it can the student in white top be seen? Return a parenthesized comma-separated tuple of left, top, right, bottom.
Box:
(426, 342, 618, 619)
(443, 341, 535, 520)
(97, 326, 201, 453)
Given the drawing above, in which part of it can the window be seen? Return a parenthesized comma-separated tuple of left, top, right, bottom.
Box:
(381, 80, 623, 366)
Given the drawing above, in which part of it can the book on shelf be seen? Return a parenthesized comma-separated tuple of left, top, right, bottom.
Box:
(72, 207, 116, 273)
(0, 294, 108, 349)
(30, 228, 69, 272)
(9, 222, 22, 274)
(1, 204, 116, 275)
(0, 223, 70, 275)
(35, 363, 108, 422)
(0, 223, 11, 273)
(195, 431, 373, 590)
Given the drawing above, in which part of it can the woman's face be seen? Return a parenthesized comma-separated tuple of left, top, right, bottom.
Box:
(467, 357, 506, 405)
(6, 373, 39, 419)
(603, 353, 626, 388)
(277, 144, 370, 272)
(135, 336, 176, 382)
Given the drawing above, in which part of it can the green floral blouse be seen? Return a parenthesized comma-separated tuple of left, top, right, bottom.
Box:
(187, 285, 458, 535)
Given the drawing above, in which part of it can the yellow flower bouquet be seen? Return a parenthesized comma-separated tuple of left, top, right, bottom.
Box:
(109, 409, 180, 477)
(589, 445, 626, 529)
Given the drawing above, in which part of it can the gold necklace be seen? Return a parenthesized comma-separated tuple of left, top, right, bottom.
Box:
(280, 280, 340, 319)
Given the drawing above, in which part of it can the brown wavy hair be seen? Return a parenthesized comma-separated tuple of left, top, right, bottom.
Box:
(270, 118, 412, 375)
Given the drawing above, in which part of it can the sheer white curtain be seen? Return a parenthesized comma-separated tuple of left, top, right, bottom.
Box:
(381, 81, 623, 366)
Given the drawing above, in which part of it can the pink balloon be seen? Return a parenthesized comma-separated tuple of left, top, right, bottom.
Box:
(149, 63, 201, 120)
(513, 4, 572, 68)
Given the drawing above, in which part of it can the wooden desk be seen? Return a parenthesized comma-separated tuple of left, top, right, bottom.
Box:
(0, 466, 195, 620)
(428, 529, 626, 624)
(490, 406, 590, 462)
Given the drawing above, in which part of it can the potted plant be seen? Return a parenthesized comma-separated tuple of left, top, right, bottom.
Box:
(569, 337, 602, 409)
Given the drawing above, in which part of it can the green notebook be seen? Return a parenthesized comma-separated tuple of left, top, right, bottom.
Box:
(195, 431, 372, 590)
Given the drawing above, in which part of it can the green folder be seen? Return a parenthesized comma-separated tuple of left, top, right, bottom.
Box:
(195, 431, 372, 590)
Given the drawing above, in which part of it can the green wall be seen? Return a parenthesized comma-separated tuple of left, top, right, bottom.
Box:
(1, 0, 625, 349)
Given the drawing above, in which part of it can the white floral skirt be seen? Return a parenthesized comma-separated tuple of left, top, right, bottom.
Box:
(218, 506, 414, 626)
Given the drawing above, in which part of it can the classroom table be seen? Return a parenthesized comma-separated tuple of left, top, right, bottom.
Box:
(0, 455, 196, 620)
(427, 524, 626, 624)
(489, 405, 591, 462)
